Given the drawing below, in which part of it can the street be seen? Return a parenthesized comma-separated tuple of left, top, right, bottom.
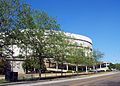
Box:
(8, 72, 120, 86)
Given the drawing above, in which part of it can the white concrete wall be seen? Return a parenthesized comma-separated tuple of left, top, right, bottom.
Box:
(10, 60, 25, 74)
(7, 32, 93, 73)
(65, 32, 93, 51)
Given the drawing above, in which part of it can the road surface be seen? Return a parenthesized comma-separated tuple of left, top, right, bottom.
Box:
(8, 72, 120, 86)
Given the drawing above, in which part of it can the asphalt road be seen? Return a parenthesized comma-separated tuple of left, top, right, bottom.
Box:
(9, 72, 120, 86)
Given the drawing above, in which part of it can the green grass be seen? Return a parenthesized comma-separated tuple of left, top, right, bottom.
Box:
(0, 79, 7, 84)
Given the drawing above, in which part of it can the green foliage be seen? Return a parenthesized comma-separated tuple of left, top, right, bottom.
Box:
(109, 63, 120, 70)
(67, 47, 84, 65)
(47, 32, 69, 63)
(22, 57, 46, 73)
(0, 0, 105, 76)
(83, 57, 94, 66)
(66, 43, 86, 72)
(92, 49, 104, 63)
(108, 63, 116, 70)
(0, 59, 6, 74)
(20, 9, 60, 76)
(0, 0, 34, 74)
(0, 0, 32, 58)
(67, 70, 72, 73)
(114, 63, 120, 70)
(0, 0, 60, 77)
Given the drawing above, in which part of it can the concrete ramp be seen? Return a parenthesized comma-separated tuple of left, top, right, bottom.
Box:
(47, 68, 68, 72)
(96, 67, 109, 72)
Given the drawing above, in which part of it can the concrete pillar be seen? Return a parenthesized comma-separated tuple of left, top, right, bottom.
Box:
(86, 66, 88, 73)
(10, 60, 25, 74)
(100, 63, 102, 69)
(82, 68, 84, 71)
(106, 63, 108, 68)
(105, 63, 108, 72)
(66, 64, 68, 71)
(93, 65, 95, 70)
(33, 68, 35, 72)
(76, 65, 78, 71)
(56, 62, 58, 70)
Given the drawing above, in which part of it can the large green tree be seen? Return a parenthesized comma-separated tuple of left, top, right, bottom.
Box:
(92, 49, 104, 71)
(46, 32, 69, 75)
(0, 0, 61, 78)
(0, 0, 33, 73)
(21, 10, 60, 78)
(0, 0, 33, 59)
(67, 43, 85, 73)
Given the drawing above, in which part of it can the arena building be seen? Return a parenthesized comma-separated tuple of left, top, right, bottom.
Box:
(45, 32, 93, 72)
(5, 32, 109, 74)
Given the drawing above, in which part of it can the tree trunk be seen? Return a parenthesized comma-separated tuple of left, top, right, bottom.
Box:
(39, 69, 41, 78)
(61, 63, 63, 76)
(26, 66, 28, 74)
(48, 59, 51, 68)
(38, 55, 42, 79)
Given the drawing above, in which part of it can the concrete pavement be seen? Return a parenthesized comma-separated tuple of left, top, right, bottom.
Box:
(5, 72, 119, 86)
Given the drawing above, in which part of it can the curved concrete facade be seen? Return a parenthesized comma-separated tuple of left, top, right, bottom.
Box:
(65, 32, 93, 51)
(6, 31, 93, 74)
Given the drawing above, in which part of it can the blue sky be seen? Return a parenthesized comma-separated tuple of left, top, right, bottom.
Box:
(26, 0, 120, 63)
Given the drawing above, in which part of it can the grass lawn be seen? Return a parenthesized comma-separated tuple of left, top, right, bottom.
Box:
(0, 79, 8, 84)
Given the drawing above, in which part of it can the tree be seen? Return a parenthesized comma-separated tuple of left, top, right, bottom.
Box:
(77, 46, 94, 73)
(0, 0, 61, 79)
(0, 0, 34, 59)
(0, 0, 34, 73)
(21, 10, 60, 78)
(67, 43, 85, 73)
(83, 55, 94, 73)
(47, 32, 69, 76)
(93, 49, 104, 62)
(109, 63, 120, 70)
(0, 59, 6, 74)
(22, 57, 46, 73)
(108, 63, 116, 70)
(92, 49, 104, 72)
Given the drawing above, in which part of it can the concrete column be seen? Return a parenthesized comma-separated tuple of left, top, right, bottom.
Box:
(105, 63, 108, 72)
(10, 60, 25, 74)
(93, 65, 95, 70)
(76, 65, 78, 72)
(82, 68, 84, 71)
(66, 64, 68, 71)
(100, 64, 102, 69)
(85, 66, 88, 73)
(106, 63, 108, 68)
(33, 68, 35, 72)
(56, 62, 58, 70)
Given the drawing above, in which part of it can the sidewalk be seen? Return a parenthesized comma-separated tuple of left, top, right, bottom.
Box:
(0, 75, 4, 80)
(0, 72, 119, 86)
(18, 72, 90, 80)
